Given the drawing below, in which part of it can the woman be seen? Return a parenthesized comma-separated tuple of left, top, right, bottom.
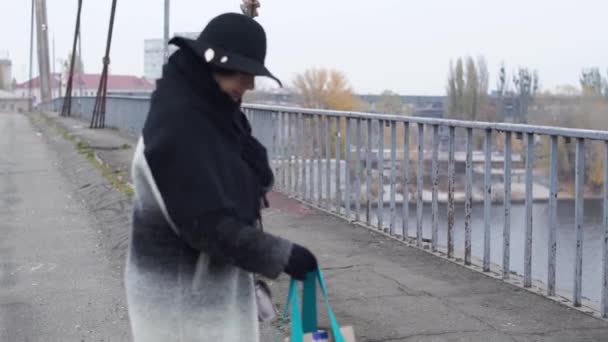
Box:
(127, 13, 317, 342)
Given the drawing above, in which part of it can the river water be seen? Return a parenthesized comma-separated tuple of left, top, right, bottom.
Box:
(361, 199, 606, 307)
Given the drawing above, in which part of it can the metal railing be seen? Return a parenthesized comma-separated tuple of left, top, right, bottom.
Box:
(243, 103, 608, 318)
(38, 96, 608, 317)
(37, 96, 150, 137)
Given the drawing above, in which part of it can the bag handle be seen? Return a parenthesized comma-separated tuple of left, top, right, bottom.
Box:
(285, 268, 346, 342)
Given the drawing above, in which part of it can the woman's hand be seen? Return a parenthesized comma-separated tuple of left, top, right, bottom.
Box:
(284, 244, 318, 281)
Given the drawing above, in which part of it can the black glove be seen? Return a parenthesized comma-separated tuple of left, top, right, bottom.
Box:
(284, 244, 318, 281)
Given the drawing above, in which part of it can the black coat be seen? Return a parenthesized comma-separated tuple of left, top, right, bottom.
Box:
(126, 45, 292, 341)
(144, 45, 271, 228)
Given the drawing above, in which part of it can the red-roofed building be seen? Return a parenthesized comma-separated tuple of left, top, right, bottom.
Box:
(14, 73, 155, 105)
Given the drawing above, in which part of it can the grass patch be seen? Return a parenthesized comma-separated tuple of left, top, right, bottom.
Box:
(37, 112, 134, 198)
(76, 141, 134, 198)
(120, 143, 131, 150)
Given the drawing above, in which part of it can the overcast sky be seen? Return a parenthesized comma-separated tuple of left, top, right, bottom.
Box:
(1, 0, 607, 95)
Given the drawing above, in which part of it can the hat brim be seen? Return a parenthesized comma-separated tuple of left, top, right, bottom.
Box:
(169, 37, 282, 87)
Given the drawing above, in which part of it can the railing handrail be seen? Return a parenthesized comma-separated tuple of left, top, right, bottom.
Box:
(242, 103, 608, 141)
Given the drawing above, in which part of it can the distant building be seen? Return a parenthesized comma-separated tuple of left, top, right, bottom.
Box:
(412, 106, 443, 118)
(0, 59, 12, 91)
(0, 89, 30, 112)
(144, 32, 198, 81)
(14, 73, 154, 105)
(13, 73, 62, 105)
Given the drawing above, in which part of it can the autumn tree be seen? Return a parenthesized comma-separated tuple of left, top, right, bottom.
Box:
(292, 68, 362, 158)
(293, 68, 360, 110)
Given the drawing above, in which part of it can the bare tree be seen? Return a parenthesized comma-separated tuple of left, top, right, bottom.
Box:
(455, 58, 465, 116)
(63, 52, 85, 75)
(477, 56, 490, 119)
(446, 61, 458, 117)
(464, 57, 479, 120)
(512, 67, 539, 123)
(446, 55, 490, 121)
(496, 63, 507, 121)
(580, 67, 606, 97)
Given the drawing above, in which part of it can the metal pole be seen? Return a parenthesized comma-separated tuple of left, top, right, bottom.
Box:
(163, 0, 170, 63)
(431, 125, 439, 251)
(573, 138, 585, 307)
(91, 0, 118, 129)
(52, 35, 55, 97)
(62, 0, 83, 117)
(34, 0, 52, 103)
(28, 0, 35, 110)
(76, 21, 83, 113)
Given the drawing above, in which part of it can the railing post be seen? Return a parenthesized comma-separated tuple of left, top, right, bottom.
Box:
(417, 124, 424, 247)
(547, 135, 558, 294)
(302, 114, 308, 200)
(307, 114, 315, 203)
(465, 128, 473, 265)
(286, 112, 292, 193)
(326, 115, 331, 209)
(483, 129, 492, 272)
(503, 131, 512, 278)
(345, 118, 352, 220)
(278, 112, 285, 191)
(297, 113, 304, 198)
(524, 133, 534, 288)
(389, 121, 397, 234)
(272, 111, 278, 181)
(355, 118, 362, 222)
(603, 141, 608, 318)
(286, 114, 293, 195)
(448, 126, 455, 258)
(378, 120, 385, 230)
(335, 117, 342, 214)
(366, 119, 373, 225)
(317, 114, 323, 206)
(431, 125, 439, 252)
(574, 138, 585, 307)
(402, 122, 410, 239)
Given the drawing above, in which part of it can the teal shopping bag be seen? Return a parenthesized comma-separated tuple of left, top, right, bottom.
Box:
(284, 269, 355, 342)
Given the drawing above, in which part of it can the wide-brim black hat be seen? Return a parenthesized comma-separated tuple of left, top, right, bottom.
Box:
(169, 13, 282, 87)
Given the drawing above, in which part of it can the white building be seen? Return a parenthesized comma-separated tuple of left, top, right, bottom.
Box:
(0, 59, 12, 91)
(0, 89, 30, 112)
(14, 73, 154, 105)
(144, 32, 198, 81)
